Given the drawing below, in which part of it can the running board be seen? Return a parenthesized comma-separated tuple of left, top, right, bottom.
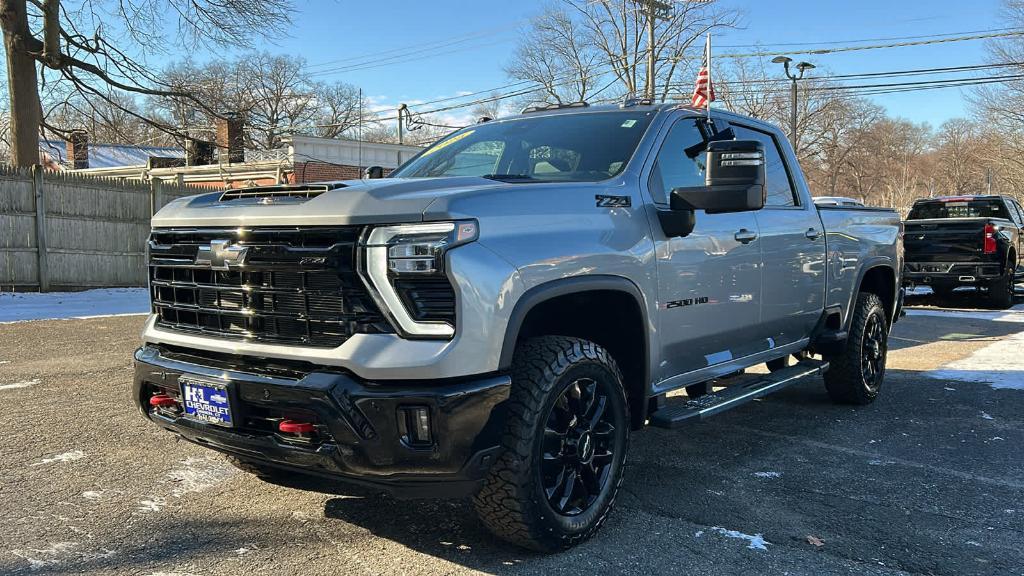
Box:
(648, 359, 829, 429)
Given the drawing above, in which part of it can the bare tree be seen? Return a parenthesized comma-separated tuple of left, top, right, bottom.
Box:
(0, 0, 293, 166)
(507, 0, 738, 106)
(311, 82, 371, 140)
(146, 55, 376, 151)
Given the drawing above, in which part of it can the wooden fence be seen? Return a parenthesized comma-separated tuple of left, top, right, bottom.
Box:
(0, 165, 209, 291)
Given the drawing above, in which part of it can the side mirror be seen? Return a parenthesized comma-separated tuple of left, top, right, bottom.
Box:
(671, 140, 766, 214)
(364, 165, 385, 179)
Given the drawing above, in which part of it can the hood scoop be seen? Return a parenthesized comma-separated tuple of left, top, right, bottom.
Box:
(219, 183, 347, 204)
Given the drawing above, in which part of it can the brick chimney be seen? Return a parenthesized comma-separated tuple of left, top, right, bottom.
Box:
(215, 112, 244, 164)
(186, 139, 215, 166)
(66, 130, 89, 169)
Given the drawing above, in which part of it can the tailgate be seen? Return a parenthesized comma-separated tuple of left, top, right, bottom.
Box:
(903, 218, 986, 262)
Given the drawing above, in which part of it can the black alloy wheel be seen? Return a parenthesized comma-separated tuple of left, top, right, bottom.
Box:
(540, 377, 621, 517)
(860, 312, 886, 392)
(473, 336, 629, 551)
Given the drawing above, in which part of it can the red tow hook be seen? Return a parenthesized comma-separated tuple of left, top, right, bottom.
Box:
(149, 394, 178, 409)
(279, 420, 315, 434)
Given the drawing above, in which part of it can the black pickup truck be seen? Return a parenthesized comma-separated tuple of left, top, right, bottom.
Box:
(903, 195, 1023, 308)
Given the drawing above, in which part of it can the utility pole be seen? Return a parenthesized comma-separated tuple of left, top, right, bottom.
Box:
(634, 0, 671, 100)
(397, 103, 407, 145)
(2, 0, 43, 166)
(771, 56, 814, 155)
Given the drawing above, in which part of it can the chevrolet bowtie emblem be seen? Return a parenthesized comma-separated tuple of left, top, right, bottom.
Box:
(195, 239, 249, 270)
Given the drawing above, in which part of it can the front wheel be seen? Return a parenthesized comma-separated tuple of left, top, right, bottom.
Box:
(823, 292, 888, 405)
(473, 336, 629, 551)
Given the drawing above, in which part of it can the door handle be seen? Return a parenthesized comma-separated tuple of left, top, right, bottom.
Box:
(734, 229, 758, 244)
(805, 228, 822, 240)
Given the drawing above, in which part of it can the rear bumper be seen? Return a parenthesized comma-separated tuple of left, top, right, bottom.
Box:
(903, 261, 1004, 286)
(132, 345, 510, 498)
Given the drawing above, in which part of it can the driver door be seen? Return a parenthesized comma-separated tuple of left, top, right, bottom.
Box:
(647, 117, 764, 382)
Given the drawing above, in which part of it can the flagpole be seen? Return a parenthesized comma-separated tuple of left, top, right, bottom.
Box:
(706, 32, 712, 122)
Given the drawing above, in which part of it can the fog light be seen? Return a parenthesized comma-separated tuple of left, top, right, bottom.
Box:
(399, 406, 432, 446)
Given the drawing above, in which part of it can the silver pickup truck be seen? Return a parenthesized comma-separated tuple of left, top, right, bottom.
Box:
(133, 102, 903, 551)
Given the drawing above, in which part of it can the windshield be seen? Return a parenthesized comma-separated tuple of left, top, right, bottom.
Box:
(391, 111, 656, 182)
(907, 199, 1009, 220)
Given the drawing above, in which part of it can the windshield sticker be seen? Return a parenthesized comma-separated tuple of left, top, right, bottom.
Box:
(420, 130, 475, 156)
(621, 119, 637, 128)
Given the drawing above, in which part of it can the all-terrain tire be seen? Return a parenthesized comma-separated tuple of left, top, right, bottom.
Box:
(472, 336, 630, 551)
(823, 292, 888, 405)
(986, 263, 1015, 310)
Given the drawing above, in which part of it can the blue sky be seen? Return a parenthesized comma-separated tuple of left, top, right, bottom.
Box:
(242, 0, 1005, 127)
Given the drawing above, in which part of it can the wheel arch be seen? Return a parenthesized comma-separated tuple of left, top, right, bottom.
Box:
(500, 275, 651, 429)
(853, 260, 899, 327)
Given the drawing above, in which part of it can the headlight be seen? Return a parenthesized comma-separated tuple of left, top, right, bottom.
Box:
(361, 221, 478, 338)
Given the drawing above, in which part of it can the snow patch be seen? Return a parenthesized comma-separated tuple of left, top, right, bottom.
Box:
(138, 498, 166, 513)
(981, 411, 994, 420)
(0, 379, 39, 391)
(753, 471, 781, 479)
(9, 542, 115, 571)
(0, 288, 149, 323)
(166, 456, 236, 497)
(81, 491, 103, 500)
(710, 527, 770, 550)
(966, 540, 982, 547)
(32, 450, 86, 466)
(905, 305, 1024, 324)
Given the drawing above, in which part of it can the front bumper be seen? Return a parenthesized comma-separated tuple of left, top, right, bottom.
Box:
(133, 345, 510, 498)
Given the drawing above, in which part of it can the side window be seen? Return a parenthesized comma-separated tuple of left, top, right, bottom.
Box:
(1010, 199, 1024, 226)
(647, 119, 707, 205)
(730, 124, 798, 207)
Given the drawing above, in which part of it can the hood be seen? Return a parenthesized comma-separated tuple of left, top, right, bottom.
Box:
(151, 177, 509, 228)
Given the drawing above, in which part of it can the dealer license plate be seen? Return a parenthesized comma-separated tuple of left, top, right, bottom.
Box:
(179, 377, 233, 427)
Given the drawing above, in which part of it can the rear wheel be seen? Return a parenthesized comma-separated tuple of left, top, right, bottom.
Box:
(823, 293, 888, 405)
(473, 336, 629, 551)
(986, 262, 1016, 310)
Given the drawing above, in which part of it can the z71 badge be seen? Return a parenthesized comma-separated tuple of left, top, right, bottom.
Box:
(595, 195, 631, 208)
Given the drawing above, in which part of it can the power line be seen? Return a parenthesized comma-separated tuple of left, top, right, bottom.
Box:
(379, 29, 1024, 120)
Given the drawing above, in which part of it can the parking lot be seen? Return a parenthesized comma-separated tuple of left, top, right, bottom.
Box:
(2, 296, 1023, 576)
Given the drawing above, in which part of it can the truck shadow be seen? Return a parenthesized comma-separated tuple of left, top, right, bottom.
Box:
(314, 308, 1024, 574)
(314, 361, 1024, 575)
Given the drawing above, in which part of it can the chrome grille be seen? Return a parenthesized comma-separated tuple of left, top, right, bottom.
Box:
(148, 227, 389, 347)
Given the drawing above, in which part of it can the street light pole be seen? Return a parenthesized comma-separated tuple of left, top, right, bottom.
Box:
(771, 56, 814, 154)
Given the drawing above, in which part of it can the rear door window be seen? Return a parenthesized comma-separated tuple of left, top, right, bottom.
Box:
(729, 124, 798, 207)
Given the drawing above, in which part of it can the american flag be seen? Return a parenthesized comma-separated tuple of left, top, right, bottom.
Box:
(691, 35, 715, 109)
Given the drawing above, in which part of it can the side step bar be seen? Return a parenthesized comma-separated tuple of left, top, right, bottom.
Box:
(649, 359, 829, 429)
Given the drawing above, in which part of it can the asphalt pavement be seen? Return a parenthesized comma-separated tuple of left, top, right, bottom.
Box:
(1, 298, 1022, 575)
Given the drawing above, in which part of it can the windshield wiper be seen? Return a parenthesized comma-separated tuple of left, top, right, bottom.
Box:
(480, 173, 544, 182)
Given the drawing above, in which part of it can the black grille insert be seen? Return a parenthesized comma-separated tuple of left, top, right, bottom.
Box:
(149, 227, 390, 347)
(393, 277, 457, 323)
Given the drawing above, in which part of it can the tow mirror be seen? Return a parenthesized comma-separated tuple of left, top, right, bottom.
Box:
(364, 165, 385, 179)
(659, 140, 767, 238)
(672, 140, 766, 214)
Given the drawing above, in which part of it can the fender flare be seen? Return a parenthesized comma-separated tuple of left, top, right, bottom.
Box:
(498, 275, 651, 382)
(849, 257, 899, 329)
